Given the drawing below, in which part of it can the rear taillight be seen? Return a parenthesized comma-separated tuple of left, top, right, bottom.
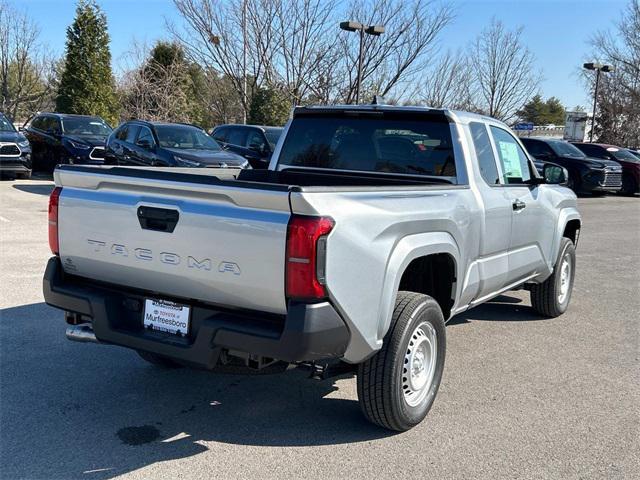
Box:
(48, 187, 62, 255)
(285, 215, 334, 301)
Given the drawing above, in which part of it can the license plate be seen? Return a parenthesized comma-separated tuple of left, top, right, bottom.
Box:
(143, 298, 190, 336)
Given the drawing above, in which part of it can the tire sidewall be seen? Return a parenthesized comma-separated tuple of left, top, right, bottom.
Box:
(391, 299, 446, 427)
(553, 239, 576, 314)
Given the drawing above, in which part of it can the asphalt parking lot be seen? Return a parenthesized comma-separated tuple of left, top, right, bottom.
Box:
(0, 178, 638, 480)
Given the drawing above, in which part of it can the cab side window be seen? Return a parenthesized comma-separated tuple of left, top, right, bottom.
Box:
(489, 126, 532, 184)
(469, 122, 500, 185)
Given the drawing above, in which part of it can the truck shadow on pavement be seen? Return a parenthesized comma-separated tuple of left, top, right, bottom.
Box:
(0, 302, 391, 480)
(0, 297, 545, 479)
(448, 294, 545, 325)
(11, 183, 55, 196)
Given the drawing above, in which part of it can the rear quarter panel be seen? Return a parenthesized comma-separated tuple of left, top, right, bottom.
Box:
(290, 187, 480, 362)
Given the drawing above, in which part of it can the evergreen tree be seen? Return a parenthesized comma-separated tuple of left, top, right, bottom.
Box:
(248, 87, 290, 126)
(56, 0, 118, 125)
(517, 95, 566, 125)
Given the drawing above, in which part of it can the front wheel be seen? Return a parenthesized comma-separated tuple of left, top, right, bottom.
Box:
(530, 237, 576, 317)
(357, 291, 446, 431)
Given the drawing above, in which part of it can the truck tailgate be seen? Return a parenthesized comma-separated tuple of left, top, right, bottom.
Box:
(55, 167, 291, 314)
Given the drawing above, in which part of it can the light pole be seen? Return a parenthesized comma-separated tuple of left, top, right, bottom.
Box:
(583, 62, 615, 142)
(340, 21, 385, 105)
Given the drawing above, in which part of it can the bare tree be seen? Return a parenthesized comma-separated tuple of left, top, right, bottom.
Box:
(588, 0, 639, 146)
(0, 1, 54, 121)
(335, 0, 454, 104)
(419, 49, 473, 109)
(169, 0, 453, 113)
(469, 19, 540, 122)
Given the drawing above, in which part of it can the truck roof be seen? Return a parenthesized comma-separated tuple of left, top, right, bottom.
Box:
(295, 104, 502, 126)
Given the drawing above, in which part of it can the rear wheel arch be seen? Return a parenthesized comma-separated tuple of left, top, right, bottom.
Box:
(397, 253, 457, 320)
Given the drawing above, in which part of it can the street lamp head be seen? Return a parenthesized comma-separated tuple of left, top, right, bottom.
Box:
(365, 25, 385, 35)
(583, 62, 601, 70)
(340, 21, 363, 32)
(601, 65, 615, 73)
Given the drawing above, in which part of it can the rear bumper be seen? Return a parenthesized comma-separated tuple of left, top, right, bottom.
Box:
(42, 257, 350, 368)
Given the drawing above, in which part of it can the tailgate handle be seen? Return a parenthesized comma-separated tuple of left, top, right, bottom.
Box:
(137, 206, 179, 233)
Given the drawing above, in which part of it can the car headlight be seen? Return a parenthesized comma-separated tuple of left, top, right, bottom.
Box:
(67, 140, 91, 150)
(173, 155, 202, 167)
(17, 140, 30, 149)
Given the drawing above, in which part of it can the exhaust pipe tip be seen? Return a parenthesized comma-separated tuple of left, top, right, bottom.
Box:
(66, 324, 99, 343)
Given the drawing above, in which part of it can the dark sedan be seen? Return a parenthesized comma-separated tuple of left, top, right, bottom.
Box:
(211, 124, 283, 168)
(23, 113, 112, 171)
(571, 142, 640, 195)
(106, 121, 249, 169)
(521, 137, 622, 194)
(0, 112, 32, 179)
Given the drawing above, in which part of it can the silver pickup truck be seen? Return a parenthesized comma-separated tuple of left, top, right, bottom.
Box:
(43, 105, 581, 431)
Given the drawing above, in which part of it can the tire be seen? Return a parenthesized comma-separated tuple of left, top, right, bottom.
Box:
(621, 174, 638, 196)
(137, 350, 183, 368)
(357, 291, 446, 431)
(530, 237, 576, 317)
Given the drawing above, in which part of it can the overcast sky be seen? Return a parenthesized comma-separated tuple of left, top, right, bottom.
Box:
(19, 0, 628, 110)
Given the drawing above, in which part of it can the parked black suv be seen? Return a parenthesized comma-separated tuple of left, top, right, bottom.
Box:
(23, 113, 112, 172)
(0, 112, 32, 179)
(520, 137, 622, 194)
(211, 124, 283, 168)
(106, 121, 249, 169)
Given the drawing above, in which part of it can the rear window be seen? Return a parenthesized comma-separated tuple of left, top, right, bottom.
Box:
(278, 114, 457, 179)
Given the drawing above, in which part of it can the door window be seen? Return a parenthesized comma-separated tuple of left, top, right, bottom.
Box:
(31, 116, 45, 130)
(246, 130, 267, 151)
(212, 127, 229, 143)
(469, 122, 500, 185)
(521, 139, 553, 158)
(115, 125, 128, 141)
(489, 126, 532, 184)
(136, 127, 155, 147)
(227, 127, 247, 147)
(125, 125, 141, 144)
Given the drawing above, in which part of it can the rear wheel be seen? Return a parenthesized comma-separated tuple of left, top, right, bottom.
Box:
(137, 350, 183, 368)
(530, 237, 576, 317)
(621, 174, 638, 196)
(357, 291, 446, 431)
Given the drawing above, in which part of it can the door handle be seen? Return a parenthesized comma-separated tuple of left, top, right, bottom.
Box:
(512, 200, 526, 211)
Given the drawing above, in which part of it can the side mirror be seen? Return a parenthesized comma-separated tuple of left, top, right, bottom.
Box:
(18, 126, 25, 132)
(543, 163, 568, 185)
(248, 142, 267, 154)
(137, 139, 153, 150)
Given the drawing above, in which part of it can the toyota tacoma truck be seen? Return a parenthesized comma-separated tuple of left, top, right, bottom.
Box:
(43, 105, 581, 431)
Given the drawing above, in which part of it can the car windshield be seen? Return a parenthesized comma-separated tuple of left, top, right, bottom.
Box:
(62, 117, 112, 136)
(155, 125, 221, 151)
(0, 114, 16, 132)
(611, 148, 640, 162)
(278, 114, 456, 179)
(264, 128, 283, 148)
(549, 141, 585, 158)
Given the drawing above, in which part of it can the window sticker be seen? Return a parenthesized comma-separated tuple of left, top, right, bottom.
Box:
(498, 141, 523, 178)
